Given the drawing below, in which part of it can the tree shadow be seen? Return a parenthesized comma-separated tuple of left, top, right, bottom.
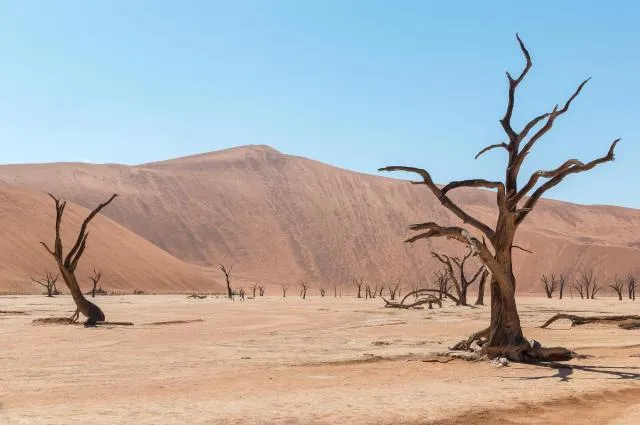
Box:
(513, 362, 640, 382)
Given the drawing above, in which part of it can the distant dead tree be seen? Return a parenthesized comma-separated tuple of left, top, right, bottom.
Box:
(40, 193, 117, 325)
(319, 286, 326, 297)
(380, 34, 620, 361)
(558, 274, 566, 299)
(281, 283, 289, 298)
(383, 290, 442, 310)
(219, 264, 233, 299)
(609, 275, 625, 301)
(365, 283, 377, 299)
(298, 280, 309, 299)
(29, 270, 59, 297)
(353, 278, 364, 298)
(575, 270, 601, 299)
(573, 277, 585, 299)
(432, 248, 485, 305)
(627, 274, 637, 300)
(541, 274, 559, 298)
(387, 280, 401, 300)
(239, 287, 245, 301)
(433, 269, 452, 302)
(251, 283, 258, 298)
(258, 285, 265, 296)
(88, 268, 103, 298)
(475, 269, 489, 305)
(332, 282, 339, 297)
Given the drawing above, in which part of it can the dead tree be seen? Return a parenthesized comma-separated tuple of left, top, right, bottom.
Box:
(353, 278, 364, 298)
(609, 275, 625, 301)
(627, 274, 637, 300)
(298, 280, 309, 299)
(387, 280, 401, 300)
(29, 270, 59, 297)
(318, 286, 326, 297)
(41, 193, 117, 325)
(380, 34, 619, 361)
(573, 277, 585, 299)
(239, 288, 245, 301)
(541, 274, 559, 298)
(433, 269, 452, 301)
(475, 269, 489, 305)
(577, 270, 600, 299)
(251, 284, 258, 298)
(258, 285, 265, 296)
(383, 290, 442, 309)
(89, 267, 103, 298)
(219, 264, 233, 299)
(332, 283, 339, 297)
(281, 283, 289, 298)
(558, 274, 566, 299)
(432, 248, 485, 305)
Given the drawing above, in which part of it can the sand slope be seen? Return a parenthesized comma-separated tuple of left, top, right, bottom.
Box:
(0, 184, 223, 294)
(1, 145, 639, 293)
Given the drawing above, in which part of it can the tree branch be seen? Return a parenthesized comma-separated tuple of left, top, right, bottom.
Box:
(475, 143, 508, 159)
(515, 159, 584, 203)
(500, 33, 532, 142)
(516, 139, 620, 226)
(440, 179, 505, 198)
(379, 166, 495, 241)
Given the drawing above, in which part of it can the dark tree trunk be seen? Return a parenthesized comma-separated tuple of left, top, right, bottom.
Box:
(475, 270, 487, 305)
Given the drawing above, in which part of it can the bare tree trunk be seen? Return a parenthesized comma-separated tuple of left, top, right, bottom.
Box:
(475, 270, 488, 305)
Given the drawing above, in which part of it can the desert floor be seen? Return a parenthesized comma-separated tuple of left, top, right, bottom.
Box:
(1, 295, 640, 425)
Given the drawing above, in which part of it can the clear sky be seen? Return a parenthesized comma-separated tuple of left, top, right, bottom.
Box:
(1, 1, 638, 207)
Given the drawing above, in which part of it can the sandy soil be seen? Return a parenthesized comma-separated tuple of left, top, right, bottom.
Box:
(1, 295, 640, 424)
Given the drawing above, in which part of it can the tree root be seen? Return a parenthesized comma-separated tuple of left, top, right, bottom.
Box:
(450, 328, 574, 362)
(541, 313, 640, 329)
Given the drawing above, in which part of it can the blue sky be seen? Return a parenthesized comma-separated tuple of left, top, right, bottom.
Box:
(1, 1, 638, 207)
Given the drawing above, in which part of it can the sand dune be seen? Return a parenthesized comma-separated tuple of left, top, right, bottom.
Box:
(1, 145, 639, 293)
(0, 184, 223, 294)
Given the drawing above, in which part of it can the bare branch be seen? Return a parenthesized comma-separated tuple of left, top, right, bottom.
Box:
(515, 159, 584, 203)
(516, 139, 620, 226)
(475, 142, 508, 159)
(440, 179, 505, 198)
(379, 166, 495, 241)
(512, 244, 533, 254)
(500, 33, 532, 142)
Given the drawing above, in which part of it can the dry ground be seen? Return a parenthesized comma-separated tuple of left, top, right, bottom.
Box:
(1, 295, 639, 424)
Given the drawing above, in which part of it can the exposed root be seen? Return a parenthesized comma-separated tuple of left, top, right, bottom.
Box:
(450, 327, 489, 351)
(541, 313, 640, 329)
(147, 319, 204, 326)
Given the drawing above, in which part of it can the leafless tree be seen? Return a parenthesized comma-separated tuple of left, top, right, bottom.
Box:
(573, 277, 586, 299)
(318, 286, 326, 297)
(387, 280, 401, 300)
(475, 269, 489, 305)
(29, 270, 59, 297)
(541, 274, 559, 299)
(239, 287, 245, 301)
(558, 274, 566, 300)
(219, 264, 233, 299)
(433, 269, 452, 302)
(380, 34, 619, 361)
(298, 280, 309, 299)
(251, 283, 258, 298)
(258, 285, 265, 296)
(281, 283, 289, 298)
(41, 193, 117, 325)
(609, 275, 625, 301)
(627, 274, 637, 300)
(432, 248, 485, 305)
(89, 267, 103, 298)
(353, 278, 364, 298)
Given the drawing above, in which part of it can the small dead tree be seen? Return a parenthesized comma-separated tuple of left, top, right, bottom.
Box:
(433, 269, 452, 301)
(380, 34, 619, 361)
(558, 274, 566, 299)
(281, 283, 289, 298)
(251, 284, 258, 298)
(475, 269, 489, 305)
(541, 274, 559, 299)
(573, 277, 585, 299)
(258, 285, 265, 296)
(89, 268, 103, 298)
(627, 274, 637, 300)
(29, 270, 59, 297)
(387, 280, 401, 300)
(41, 193, 117, 325)
(432, 248, 485, 306)
(353, 278, 364, 298)
(609, 275, 625, 301)
(298, 280, 309, 299)
(239, 288, 245, 301)
(219, 264, 233, 299)
(318, 286, 326, 297)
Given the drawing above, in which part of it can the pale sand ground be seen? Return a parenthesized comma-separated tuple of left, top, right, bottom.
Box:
(1, 295, 640, 424)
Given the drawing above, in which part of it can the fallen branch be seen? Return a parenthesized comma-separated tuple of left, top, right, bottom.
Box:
(541, 313, 640, 328)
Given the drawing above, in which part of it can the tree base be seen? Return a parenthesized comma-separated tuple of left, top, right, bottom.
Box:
(451, 329, 574, 363)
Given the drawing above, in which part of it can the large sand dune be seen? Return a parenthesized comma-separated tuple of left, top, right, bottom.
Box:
(1, 145, 639, 293)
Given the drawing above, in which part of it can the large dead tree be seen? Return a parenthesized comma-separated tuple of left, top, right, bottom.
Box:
(380, 34, 619, 361)
(609, 275, 625, 301)
(432, 248, 485, 305)
(29, 270, 59, 297)
(541, 274, 559, 299)
(41, 193, 117, 325)
(219, 264, 233, 299)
